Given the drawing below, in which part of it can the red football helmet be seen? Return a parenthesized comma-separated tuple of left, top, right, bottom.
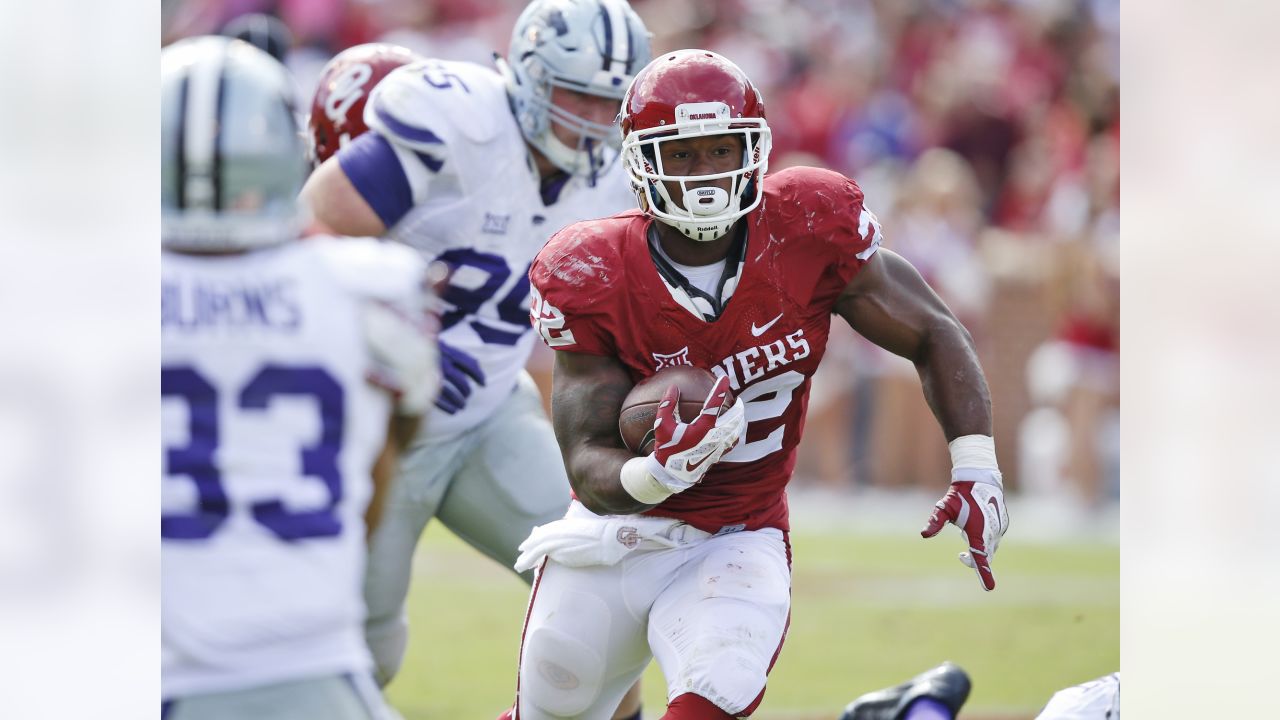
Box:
(620, 50, 772, 241)
(308, 43, 422, 164)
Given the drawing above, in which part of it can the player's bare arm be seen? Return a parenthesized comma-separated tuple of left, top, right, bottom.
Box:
(366, 414, 421, 537)
(837, 247, 1008, 591)
(835, 248, 991, 440)
(550, 351, 653, 515)
(300, 156, 388, 237)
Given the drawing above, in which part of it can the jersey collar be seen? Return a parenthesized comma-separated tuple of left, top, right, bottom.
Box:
(645, 222, 747, 321)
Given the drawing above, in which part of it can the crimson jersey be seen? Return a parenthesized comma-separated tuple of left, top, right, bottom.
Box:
(530, 166, 882, 534)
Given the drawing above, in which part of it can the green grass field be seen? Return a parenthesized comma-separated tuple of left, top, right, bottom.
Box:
(385, 522, 1117, 720)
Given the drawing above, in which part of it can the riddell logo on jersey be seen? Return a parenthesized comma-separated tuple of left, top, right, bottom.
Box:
(652, 347, 692, 370)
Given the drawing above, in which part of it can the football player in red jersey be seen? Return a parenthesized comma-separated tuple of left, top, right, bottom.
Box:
(507, 50, 1010, 720)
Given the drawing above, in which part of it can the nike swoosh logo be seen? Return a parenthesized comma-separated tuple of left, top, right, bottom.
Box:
(987, 496, 1001, 526)
(751, 312, 783, 337)
(684, 450, 716, 473)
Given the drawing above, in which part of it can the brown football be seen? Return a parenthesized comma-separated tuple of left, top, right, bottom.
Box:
(618, 365, 733, 454)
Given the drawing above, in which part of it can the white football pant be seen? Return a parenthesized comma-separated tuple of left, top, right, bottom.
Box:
(515, 502, 791, 719)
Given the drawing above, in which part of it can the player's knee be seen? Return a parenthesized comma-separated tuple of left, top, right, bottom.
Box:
(684, 643, 767, 716)
(519, 581, 618, 717)
(520, 625, 605, 717)
(678, 602, 781, 715)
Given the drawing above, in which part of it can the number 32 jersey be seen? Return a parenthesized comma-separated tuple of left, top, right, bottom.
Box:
(161, 237, 433, 699)
(530, 167, 883, 535)
(336, 59, 636, 437)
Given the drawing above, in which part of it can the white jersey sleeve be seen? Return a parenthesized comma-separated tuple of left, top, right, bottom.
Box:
(336, 60, 508, 230)
(366, 59, 507, 151)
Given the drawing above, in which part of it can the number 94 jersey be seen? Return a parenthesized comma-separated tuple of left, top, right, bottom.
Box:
(530, 167, 883, 535)
(161, 237, 434, 699)
(336, 59, 636, 437)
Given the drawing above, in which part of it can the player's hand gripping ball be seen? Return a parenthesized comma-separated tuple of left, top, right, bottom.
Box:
(618, 366, 734, 454)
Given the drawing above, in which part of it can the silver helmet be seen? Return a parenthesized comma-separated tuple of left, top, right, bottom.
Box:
(161, 36, 307, 251)
(497, 0, 651, 179)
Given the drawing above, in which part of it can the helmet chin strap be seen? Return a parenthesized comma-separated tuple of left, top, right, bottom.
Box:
(660, 214, 735, 242)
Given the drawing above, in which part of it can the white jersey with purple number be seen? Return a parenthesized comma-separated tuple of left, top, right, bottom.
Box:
(161, 237, 430, 699)
(335, 58, 635, 438)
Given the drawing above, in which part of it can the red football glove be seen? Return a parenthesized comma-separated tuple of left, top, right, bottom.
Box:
(644, 375, 746, 494)
(921, 471, 1009, 591)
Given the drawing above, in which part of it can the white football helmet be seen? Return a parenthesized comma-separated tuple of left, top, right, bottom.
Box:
(161, 36, 308, 252)
(496, 0, 651, 179)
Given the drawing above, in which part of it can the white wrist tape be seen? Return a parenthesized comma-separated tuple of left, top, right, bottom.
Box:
(949, 435, 1002, 487)
(620, 456, 673, 506)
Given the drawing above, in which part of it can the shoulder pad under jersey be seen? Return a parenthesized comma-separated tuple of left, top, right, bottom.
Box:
(364, 60, 509, 156)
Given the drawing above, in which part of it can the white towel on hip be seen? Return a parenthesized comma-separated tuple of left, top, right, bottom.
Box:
(514, 515, 684, 572)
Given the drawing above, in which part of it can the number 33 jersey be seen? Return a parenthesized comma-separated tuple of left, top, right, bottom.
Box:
(530, 167, 883, 535)
(335, 59, 636, 437)
(161, 237, 434, 699)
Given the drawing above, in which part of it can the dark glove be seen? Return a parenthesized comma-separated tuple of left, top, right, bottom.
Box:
(435, 341, 486, 414)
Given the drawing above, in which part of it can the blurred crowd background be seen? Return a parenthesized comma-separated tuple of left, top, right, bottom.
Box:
(162, 0, 1120, 511)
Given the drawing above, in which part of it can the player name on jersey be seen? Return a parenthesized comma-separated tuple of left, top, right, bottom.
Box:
(162, 278, 301, 332)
